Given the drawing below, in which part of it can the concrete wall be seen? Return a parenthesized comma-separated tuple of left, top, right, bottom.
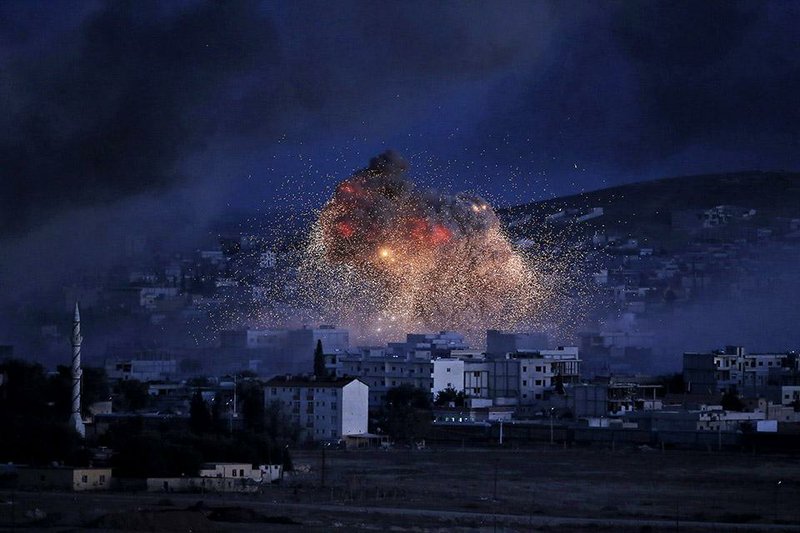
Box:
(17, 468, 112, 491)
(198, 463, 258, 480)
(342, 380, 369, 436)
(147, 477, 258, 493)
(432, 358, 465, 395)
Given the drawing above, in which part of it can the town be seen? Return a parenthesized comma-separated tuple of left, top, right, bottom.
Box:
(3, 308, 800, 529)
(3, 1, 800, 529)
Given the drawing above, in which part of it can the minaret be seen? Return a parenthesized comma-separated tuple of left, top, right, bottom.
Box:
(69, 301, 86, 437)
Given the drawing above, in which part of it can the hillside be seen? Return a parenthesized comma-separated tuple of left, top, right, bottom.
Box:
(502, 171, 800, 241)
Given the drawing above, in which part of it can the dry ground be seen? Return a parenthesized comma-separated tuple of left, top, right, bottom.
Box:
(1, 445, 798, 531)
(286, 445, 800, 525)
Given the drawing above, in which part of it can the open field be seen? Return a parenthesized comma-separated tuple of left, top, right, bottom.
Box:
(1, 445, 799, 531)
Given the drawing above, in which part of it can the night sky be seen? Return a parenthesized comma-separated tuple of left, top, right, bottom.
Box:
(1, 1, 799, 294)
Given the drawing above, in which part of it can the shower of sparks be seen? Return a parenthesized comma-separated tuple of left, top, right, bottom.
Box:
(196, 147, 593, 348)
(291, 150, 591, 345)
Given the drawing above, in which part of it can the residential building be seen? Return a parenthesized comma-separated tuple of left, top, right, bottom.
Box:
(684, 346, 799, 398)
(431, 357, 465, 396)
(387, 331, 468, 359)
(337, 353, 432, 409)
(486, 330, 548, 356)
(105, 357, 177, 381)
(287, 325, 349, 368)
(781, 385, 800, 407)
(199, 462, 260, 481)
(463, 358, 520, 404)
(265, 377, 368, 441)
(17, 467, 112, 491)
(515, 347, 581, 404)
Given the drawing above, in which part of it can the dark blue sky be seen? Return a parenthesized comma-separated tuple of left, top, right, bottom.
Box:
(2, 0, 799, 238)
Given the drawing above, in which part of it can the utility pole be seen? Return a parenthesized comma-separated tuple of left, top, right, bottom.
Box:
(233, 374, 238, 417)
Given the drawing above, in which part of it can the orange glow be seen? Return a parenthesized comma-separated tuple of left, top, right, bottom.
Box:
(430, 224, 452, 244)
(336, 221, 355, 238)
(409, 218, 428, 240)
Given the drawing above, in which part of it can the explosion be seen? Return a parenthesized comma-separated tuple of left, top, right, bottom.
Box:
(300, 151, 561, 342)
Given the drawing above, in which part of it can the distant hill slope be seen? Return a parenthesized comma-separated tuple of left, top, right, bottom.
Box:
(502, 171, 800, 238)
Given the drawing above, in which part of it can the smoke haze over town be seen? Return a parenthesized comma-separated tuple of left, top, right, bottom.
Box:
(2, 4, 800, 529)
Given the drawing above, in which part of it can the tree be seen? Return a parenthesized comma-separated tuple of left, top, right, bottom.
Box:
(209, 394, 224, 433)
(189, 391, 212, 434)
(239, 380, 265, 433)
(313, 339, 327, 378)
(81, 367, 111, 416)
(553, 372, 565, 395)
(380, 384, 432, 443)
(721, 389, 745, 411)
(434, 387, 465, 407)
(656, 373, 686, 395)
(0, 359, 87, 465)
(265, 400, 302, 443)
(115, 379, 150, 412)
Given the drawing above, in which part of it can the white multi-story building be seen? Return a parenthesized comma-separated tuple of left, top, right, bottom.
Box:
(265, 377, 368, 441)
(431, 358, 465, 396)
(516, 347, 581, 404)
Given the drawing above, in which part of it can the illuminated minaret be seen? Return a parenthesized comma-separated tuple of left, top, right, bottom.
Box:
(69, 301, 85, 437)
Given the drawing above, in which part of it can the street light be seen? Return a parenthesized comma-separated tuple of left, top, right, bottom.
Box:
(549, 407, 555, 445)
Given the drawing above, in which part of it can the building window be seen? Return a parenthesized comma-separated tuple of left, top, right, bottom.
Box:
(81, 475, 88, 483)
(522, 380, 527, 386)
(100, 475, 106, 483)
(535, 366, 542, 372)
(446, 368, 451, 373)
(535, 380, 542, 386)
(240, 469, 245, 477)
(232, 470, 237, 477)
(522, 366, 527, 372)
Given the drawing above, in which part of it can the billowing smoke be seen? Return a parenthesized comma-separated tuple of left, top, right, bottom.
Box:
(300, 151, 584, 343)
(318, 151, 500, 268)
